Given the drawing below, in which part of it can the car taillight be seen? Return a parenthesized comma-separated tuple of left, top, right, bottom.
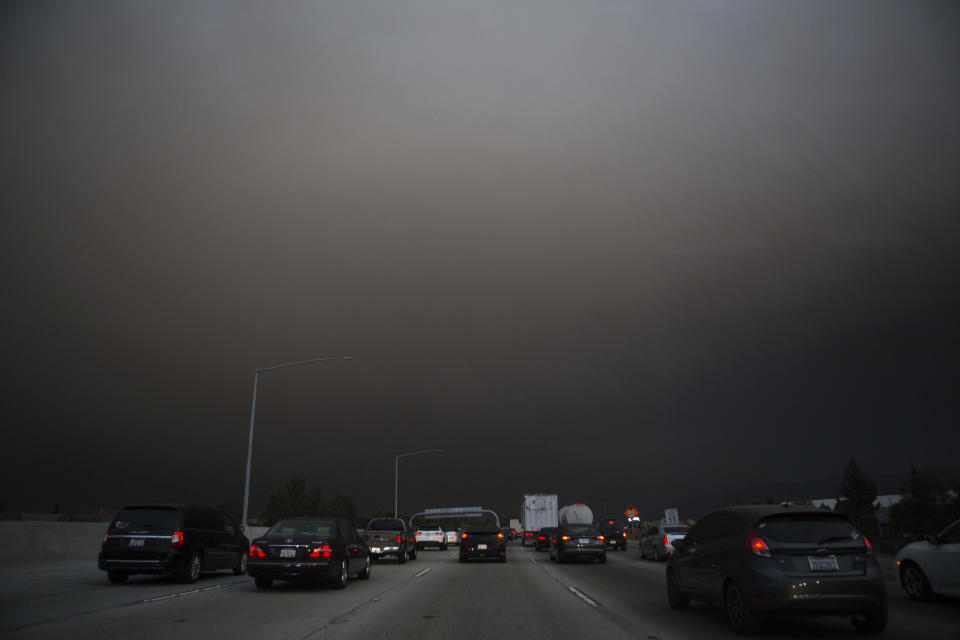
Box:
(397, 534, 402, 542)
(622, 532, 627, 538)
(538, 536, 545, 540)
(497, 532, 504, 539)
(663, 534, 668, 547)
(597, 535, 605, 541)
(102, 529, 109, 546)
(561, 535, 570, 541)
(461, 532, 468, 539)
(171, 531, 184, 550)
(309, 544, 332, 559)
(745, 530, 771, 558)
(249, 544, 266, 557)
(864, 536, 873, 556)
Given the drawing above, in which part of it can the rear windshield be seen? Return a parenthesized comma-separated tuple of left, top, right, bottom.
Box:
(367, 519, 404, 531)
(565, 525, 598, 536)
(268, 520, 334, 537)
(664, 526, 690, 534)
(756, 513, 859, 543)
(113, 508, 178, 531)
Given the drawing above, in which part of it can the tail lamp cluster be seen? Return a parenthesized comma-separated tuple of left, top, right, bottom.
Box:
(248, 543, 332, 558)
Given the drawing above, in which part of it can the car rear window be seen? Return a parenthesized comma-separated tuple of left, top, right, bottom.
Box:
(368, 520, 404, 531)
(113, 508, 178, 531)
(565, 525, 598, 536)
(664, 526, 690, 534)
(756, 513, 859, 543)
(268, 520, 334, 536)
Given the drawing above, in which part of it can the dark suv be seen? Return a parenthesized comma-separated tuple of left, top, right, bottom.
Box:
(667, 505, 886, 635)
(598, 519, 628, 551)
(98, 504, 249, 584)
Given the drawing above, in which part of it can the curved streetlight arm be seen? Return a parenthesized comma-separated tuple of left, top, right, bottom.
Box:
(394, 449, 443, 518)
(241, 355, 352, 528)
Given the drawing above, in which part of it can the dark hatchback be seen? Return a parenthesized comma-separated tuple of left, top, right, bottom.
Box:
(460, 526, 507, 562)
(667, 505, 887, 635)
(248, 518, 371, 589)
(534, 526, 559, 551)
(550, 524, 607, 564)
(598, 519, 628, 551)
(99, 504, 248, 584)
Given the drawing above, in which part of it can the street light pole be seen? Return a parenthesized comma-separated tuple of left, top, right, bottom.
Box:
(394, 449, 443, 518)
(241, 355, 352, 529)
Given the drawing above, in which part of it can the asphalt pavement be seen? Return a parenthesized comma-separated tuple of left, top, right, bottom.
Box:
(1, 541, 958, 639)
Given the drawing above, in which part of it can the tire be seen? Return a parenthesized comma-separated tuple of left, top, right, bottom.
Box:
(851, 605, 888, 634)
(233, 552, 248, 576)
(724, 581, 760, 635)
(901, 562, 933, 601)
(441, 542, 448, 551)
(558, 552, 567, 564)
(459, 553, 467, 563)
(666, 569, 689, 610)
(254, 576, 273, 589)
(332, 559, 348, 589)
(107, 570, 128, 584)
(409, 547, 417, 560)
(357, 556, 372, 580)
(180, 552, 202, 583)
(398, 548, 407, 564)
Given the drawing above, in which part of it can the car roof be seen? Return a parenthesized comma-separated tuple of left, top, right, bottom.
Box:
(708, 504, 848, 522)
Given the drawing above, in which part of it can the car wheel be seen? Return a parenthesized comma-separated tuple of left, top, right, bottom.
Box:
(233, 552, 248, 575)
(358, 555, 372, 580)
(409, 547, 417, 560)
(901, 562, 933, 601)
(181, 552, 202, 583)
(459, 553, 466, 563)
(850, 604, 888, 634)
(558, 551, 567, 564)
(724, 581, 760, 635)
(332, 559, 348, 589)
(666, 569, 689, 610)
(254, 576, 273, 589)
(107, 570, 128, 584)
(398, 548, 407, 564)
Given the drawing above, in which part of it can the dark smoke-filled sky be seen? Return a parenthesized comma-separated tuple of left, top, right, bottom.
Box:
(2, 0, 958, 523)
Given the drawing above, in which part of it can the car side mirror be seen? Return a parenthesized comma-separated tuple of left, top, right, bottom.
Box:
(925, 533, 939, 545)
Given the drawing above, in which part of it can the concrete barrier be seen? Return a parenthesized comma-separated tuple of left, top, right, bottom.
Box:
(0, 523, 270, 566)
(0, 521, 107, 566)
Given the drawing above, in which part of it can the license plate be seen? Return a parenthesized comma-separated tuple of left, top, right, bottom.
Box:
(808, 555, 839, 571)
(579, 538, 590, 544)
(371, 547, 381, 553)
(129, 538, 144, 548)
(280, 548, 296, 558)
(477, 544, 487, 550)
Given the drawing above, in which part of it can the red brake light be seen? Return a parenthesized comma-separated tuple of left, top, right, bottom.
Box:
(864, 536, 873, 556)
(249, 544, 266, 557)
(309, 544, 332, 559)
(538, 536, 545, 540)
(622, 532, 627, 538)
(561, 535, 570, 541)
(461, 533, 468, 539)
(608, 520, 614, 524)
(746, 530, 771, 558)
(397, 534, 401, 542)
(663, 534, 668, 547)
(171, 531, 184, 550)
(497, 532, 504, 539)
(102, 529, 109, 546)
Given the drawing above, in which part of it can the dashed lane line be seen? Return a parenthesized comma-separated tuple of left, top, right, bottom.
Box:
(568, 586, 600, 607)
(142, 584, 223, 603)
(413, 568, 432, 578)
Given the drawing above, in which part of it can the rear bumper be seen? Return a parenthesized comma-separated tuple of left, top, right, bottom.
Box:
(248, 560, 335, 581)
(557, 545, 605, 561)
(417, 539, 445, 548)
(98, 551, 186, 574)
(461, 544, 505, 560)
(369, 546, 403, 559)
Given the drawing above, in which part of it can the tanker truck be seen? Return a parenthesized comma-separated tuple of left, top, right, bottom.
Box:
(558, 503, 594, 525)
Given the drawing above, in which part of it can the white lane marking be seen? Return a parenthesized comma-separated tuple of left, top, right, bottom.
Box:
(529, 557, 538, 565)
(569, 586, 600, 607)
(414, 568, 431, 578)
(142, 584, 222, 603)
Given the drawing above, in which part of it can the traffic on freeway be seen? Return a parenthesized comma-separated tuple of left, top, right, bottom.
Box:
(2, 500, 958, 639)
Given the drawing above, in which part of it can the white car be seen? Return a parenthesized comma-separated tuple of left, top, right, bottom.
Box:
(445, 530, 459, 546)
(896, 519, 960, 600)
(415, 525, 447, 550)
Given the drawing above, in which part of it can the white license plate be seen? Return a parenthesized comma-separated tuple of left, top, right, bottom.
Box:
(371, 547, 381, 553)
(579, 538, 590, 544)
(129, 538, 144, 548)
(477, 544, 487, 550)
(808, 555, 839, 571)
(280, 548, 296, 558)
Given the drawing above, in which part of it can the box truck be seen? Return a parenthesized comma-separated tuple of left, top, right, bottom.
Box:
(520, 494, 558, 545)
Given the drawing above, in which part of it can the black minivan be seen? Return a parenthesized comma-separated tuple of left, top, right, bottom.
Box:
(99, 504, 249, 584)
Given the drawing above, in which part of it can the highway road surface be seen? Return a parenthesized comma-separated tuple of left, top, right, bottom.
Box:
(2, 541, 958, 639)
